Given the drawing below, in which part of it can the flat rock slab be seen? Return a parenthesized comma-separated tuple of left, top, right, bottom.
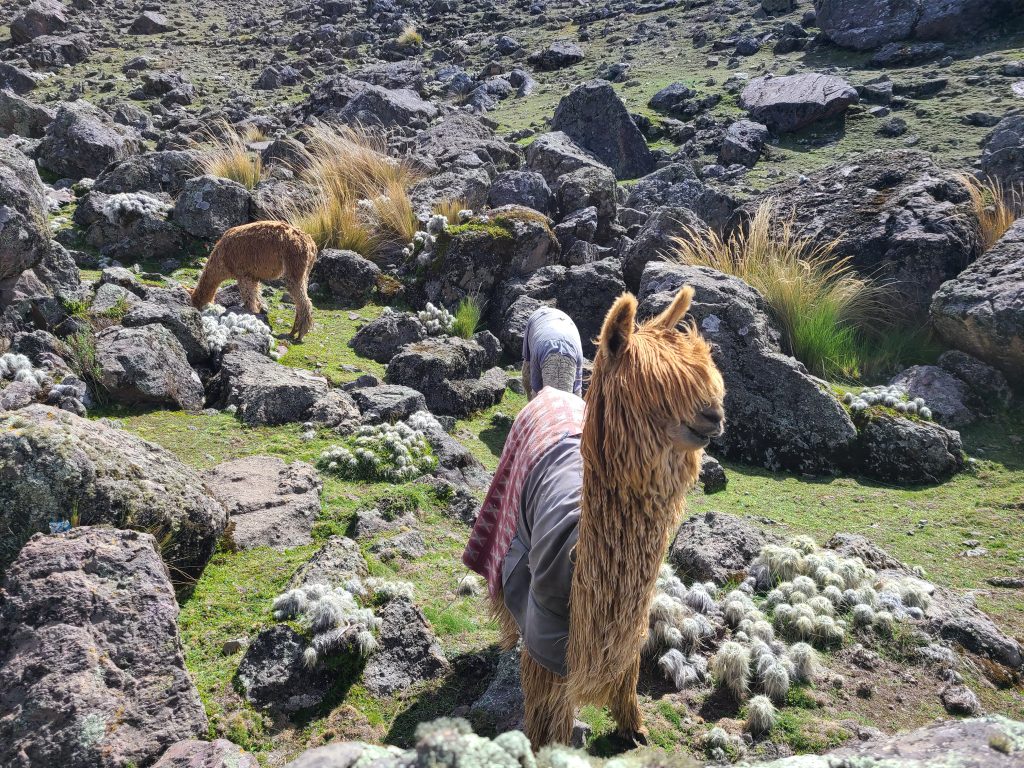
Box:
(740, 73, 859, 132)
(153, 739, 259, 768)
(0, 528, 208, 768)
(205, 456, 322, 550)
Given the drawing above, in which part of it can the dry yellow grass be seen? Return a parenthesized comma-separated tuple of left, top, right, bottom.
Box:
(433, 198, 469, 225)
(960, 174, 1022, 251)
(282, 124, 422, 257)
(199, 122, 264, 189)
(397, 25, 423, 47)
(671, 198, 891, 379)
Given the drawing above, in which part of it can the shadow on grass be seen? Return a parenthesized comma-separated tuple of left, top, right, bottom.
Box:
(478, 423, 511, 459)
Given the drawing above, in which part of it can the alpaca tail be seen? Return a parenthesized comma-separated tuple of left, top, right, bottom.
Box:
(192, 242, 229, 309)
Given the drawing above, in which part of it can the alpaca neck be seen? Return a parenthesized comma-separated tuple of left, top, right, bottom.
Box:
(567, 450, 692, 698)
(191, 250, 226, 308)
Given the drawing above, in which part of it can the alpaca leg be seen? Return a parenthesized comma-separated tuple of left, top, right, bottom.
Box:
(608, 658, 647, 745)
(288, 279, 314, 341)
(236, 276, 262, 315)
(521, 650, 574, 748)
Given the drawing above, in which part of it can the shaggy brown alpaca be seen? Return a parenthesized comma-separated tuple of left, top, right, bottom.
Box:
(189, 220, 317, 340)
(468, 286, 725, 748)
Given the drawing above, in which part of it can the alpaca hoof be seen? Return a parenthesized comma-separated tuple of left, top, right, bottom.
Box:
(617, 728, 648, 748)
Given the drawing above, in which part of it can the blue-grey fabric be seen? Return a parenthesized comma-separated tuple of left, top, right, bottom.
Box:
(522, 307, 584, 396)
(501, 435, 582, 676)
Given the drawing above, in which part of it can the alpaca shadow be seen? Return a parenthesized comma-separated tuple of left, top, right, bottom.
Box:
(696, 684, 743, 722)
(384, 647, 501, 747)
(478, 423, 512, 460)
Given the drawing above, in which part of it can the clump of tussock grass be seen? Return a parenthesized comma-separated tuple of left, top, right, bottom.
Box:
(198, 121, 265, 189)
(670, 198, 892, 379)
(282, 123, 422, 258)
(787, 642, 818, 683)
(396, 24, 423, 48)
(757, 658, 790, 703)
(451, 296, 482, 340)
(959, 173, 1022, 251)
(745, 695, 777, 736)
(713, 641, 751, 700)
(433, 197, 470, 225)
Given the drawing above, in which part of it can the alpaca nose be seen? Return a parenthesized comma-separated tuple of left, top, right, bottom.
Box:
(694, 404, 725, 438)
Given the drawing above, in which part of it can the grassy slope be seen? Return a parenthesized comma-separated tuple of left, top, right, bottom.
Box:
(91, 291, 1024, 764)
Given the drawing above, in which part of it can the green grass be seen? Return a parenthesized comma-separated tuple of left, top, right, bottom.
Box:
(451, 296, 482, 340)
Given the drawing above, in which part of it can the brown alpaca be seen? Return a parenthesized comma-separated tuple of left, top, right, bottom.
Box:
(189, 221, 317, 340)
(465, 286, 725, 748)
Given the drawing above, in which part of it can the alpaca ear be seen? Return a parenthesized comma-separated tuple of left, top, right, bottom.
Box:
(655, 285, 694, 329)
(599, 293, 637, 358)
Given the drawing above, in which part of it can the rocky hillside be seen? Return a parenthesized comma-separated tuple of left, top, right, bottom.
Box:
(1, 0, 1024, 765)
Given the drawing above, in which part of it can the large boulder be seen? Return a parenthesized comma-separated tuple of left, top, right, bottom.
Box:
(931, 217, 1024, 382)
(889, 365, 975, 426)
(9, 0, 68, 44)
(171, 175, 251, 240)
(361, 597, 449, 697)
(350, 309, 426, 364)
(420, 208, 561, 309)
(751, 150, 979, 315)
(550, 80, 655, 180)
(0, 405, 227, 580)
(624, 162, 737, 231)
(670, 511, 781, 586)
(310, 249, 380, 304)
(216, 349, 360, 428)
(637, 261, 858, 474)
(814, 0, 1020, 50)
(0, 89, 55, 138)
(96, 324, 205, 410)
(409, 112, 522, 179)
(121, 287, 209, 364)
(720, 119, 769, 167)
(0, 528, 208, 768)
(739, 73, 859, 133)
(527, 40, 584, 71)
(92, 150, 200, 197)
(301, 74, 438, 136)
(0, 138, 50, 284)
(488, 169, 551, 213)
(980, 116, 1024, 191)
(237, 626, 329, 713)
(205, 457, 322, 551)
(852, 412, 965, 484)
(0, 63, 39, 95)
(37, 101, 141, 180)
(525, 131, 609, 186)
(622, 205, 707, 291)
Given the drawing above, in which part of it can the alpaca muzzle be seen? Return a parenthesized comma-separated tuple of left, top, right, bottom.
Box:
(692, 404, 725, 439)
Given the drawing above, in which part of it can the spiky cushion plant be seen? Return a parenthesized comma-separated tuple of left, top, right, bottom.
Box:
(745, 695, 777, 736)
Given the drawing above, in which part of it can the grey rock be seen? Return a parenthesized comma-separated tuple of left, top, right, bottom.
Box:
(699, 454, 728, 494)
(410, 112, 522, 179)
(205, 456, 322, 551)
(553, 165, 617, 232)
(470, 650, 524, 733)
(622, 205, 707, 291)
(38, 100, 141, 180)
(289, 536, 368, 589)
(172, 175, 251, 240)
(121, 286, 210, 363)
(153, 739, 259, 768)
(92, 150, 200, 196)
(409, 167, 491, 219)
(853, 412, 965, 484)
(0, 379, 40, 411)
(128, 10, 173, 34)
(311, 249, 380, 304)
(216, 349, 334, 426)
(350, 384, 427, 424)
(720, 119, 769, 167)
(527, 40, 584, 71)
(756, 150, 979, 315)
(550, 80, 654, 179)
(255, 64, 302, 90)
(670, 511, 780, 585)
(386, 336, 503, 417)
(307, 389, 362, 432)
(0, 528, 208, 768)
(638, 261, 859, 474)
(350, 310, 426, 364)
(488, 169, 552, 213)
(96, 324, 205, 410)
(889, 365, 975, 426)
(980, 116, 1024, 190)
(302, 74, 438, 136)
(870, 41, 947, 67)
(814, 0, 1019, 50)
(22, 33, 91, 69)
(624, 162, 737, 231)
(940, 684, 983, 716)
(237, 626, 329, 713)
(0, 89, 55, 138)
(0, 63, 39, 95)
(931, 217, 1024, 381)
(32, 241, 81, 299)
(525, 131, 609, 185)
(937, 351, 1012, 412)
(361, 597, 449, 697)
(0, 405, 227, 580)
(10, 0, 68, 44)
(740, 73, 859, 133)
(369, 530, 427, 561)
(408, 410, 489, 490)
(0, 138, 50, 283)
(826, 532, 908, 572)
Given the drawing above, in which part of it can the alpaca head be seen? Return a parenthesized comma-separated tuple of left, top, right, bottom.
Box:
(583, 285, 725, 493)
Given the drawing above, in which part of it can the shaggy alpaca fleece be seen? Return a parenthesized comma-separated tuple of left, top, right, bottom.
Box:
(476, 286, 725, 747)
(191, 220, 317, 340)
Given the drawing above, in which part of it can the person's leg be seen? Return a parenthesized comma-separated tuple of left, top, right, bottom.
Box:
(522, 360, 534, 400)
(540, 353, 578, 395)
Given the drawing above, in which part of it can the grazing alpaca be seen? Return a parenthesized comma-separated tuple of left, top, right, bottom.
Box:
(190, 220, 317, 340)
(463, 286, 725, 747)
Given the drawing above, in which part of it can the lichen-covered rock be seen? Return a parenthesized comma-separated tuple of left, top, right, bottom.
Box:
(350, 309, 426, 364)
(9, 0, 68, 44)
(121, 286, 210, 363)
(670, 511, 781, 585)
(931, 217, 1024, 381)
(205, 456, 322, 551)
(96, 324, 205, 411)
(361, 597, 449, 697)
(310, 249, 380, 304)
(172, 175, 252, 240)
(237, 625, 330, 713)
(852, 412, 965, 484)
(0, 405, 227, 580)
(888, 365, 975, 426)
(386, 335, 503, 416)
(0, 528, 208, 768)
(288, 536, 368, 589)
(739, 73, 859, 133)
(0, 89, 55, 138)
(37, 100, 141, 179)
(350, 384, 427, 424)
(153, 739, 259, 768)
(0, 137, 50, 284)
